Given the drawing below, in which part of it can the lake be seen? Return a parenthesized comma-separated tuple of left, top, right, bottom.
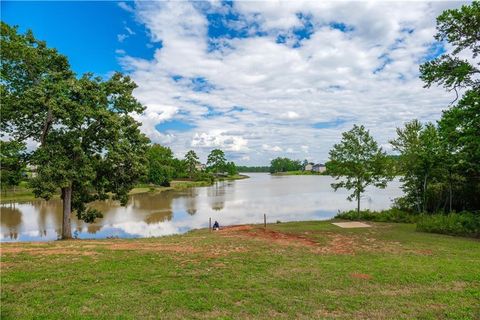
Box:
(0, 173, 403, 242)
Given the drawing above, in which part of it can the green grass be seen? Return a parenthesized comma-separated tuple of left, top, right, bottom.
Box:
(1, 221, 479, 319)
(272, 171, 324, 176)
(219, 174, 249, 180)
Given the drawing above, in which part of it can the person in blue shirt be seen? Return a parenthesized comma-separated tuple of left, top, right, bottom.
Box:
(212, 221, 220, 231)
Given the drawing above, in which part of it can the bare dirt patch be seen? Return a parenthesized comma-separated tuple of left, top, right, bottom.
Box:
(0, 247, 96, 256)
(219, 225, 253, 232)
(219, 225, 357, 254)
(350, 273, 372, 280)
(106, 242, 198, 253)
(218, 225, 406, 255)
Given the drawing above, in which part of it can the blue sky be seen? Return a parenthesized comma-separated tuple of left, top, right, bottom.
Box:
(1, 1, 156, 76)
(1, 1, 460, 165)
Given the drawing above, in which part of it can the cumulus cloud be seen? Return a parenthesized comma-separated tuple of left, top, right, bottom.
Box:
(119, 1, 464, 164)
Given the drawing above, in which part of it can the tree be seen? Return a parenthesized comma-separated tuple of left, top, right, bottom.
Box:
(390, 120, 444, 213)
(327, 125, 393, 213)
(419, 1, 480, 212)
(225, 161, 238, 176)
(0, 140, 27, 193)
(420, 1, 479, 99)
(1, 23, 149, 239)
(207, 149, 226, 175)
(184, 150, 200, 179)
(269, 157, 302, 173)
(147, 144, 176, 186)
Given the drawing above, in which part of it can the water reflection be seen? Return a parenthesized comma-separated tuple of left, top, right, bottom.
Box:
(208, 182, 227, 211)
(1, 174, 403, 242)
(1, 207, 22, 240)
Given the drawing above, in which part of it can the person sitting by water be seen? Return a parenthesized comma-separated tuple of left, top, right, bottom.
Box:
(212, 221, 220, 231)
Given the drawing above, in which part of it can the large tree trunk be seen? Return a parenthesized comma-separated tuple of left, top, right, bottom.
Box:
(448, 172, 453, 213)
(61, 185, 73, 239)
(41, 108, 53, 145)
(357, 192, 361, 214)
(422, 174, 428, 213)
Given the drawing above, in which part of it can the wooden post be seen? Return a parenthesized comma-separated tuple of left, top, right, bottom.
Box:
(209, 217, 212, 232)
(264, 214, 266, 229)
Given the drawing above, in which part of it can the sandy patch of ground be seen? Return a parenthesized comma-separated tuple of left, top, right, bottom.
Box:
(332, 222, 371, 228)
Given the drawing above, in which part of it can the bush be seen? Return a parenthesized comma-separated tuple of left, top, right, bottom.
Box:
(335, 209, 416, 223)
(416, 212, 480, 238)
(194, 172, 214, 184)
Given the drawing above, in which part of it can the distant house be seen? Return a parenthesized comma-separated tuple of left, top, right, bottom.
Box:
(312, 163, 326, 173)
(26, 164, 38, 178)
(304, 162, 314, 171)
(195, 163, 206, 171)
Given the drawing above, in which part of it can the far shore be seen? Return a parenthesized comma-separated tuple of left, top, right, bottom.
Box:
(271, 170, 328, 176)
(0, 174, 250, 204)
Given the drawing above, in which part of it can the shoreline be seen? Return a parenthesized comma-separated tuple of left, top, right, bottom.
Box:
(0, 174, 250, 204)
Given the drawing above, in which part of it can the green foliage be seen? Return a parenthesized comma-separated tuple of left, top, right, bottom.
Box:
(269, 157, 302, 173)
(0, 140, 27, 190)
(327, 125, 394, 212)
(1, 23, 149, 237)
(416, 212, 480, 238)
(206, 149, 226, 174)
(398, 1, 480, 213)
(420, 1, 479, 93)
(225, 161, 238, 176)
(390, 120, 444, 213)
(236, 166, 270, 172)
(193, 171, 215, 184)
(335, 209, 417, 223)
(146, 144, 176, 187)
(184, 150, 199, 179)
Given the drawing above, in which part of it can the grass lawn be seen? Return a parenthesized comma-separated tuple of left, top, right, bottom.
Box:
(272, 171, 324, 176)
(1, 221, 479, 319)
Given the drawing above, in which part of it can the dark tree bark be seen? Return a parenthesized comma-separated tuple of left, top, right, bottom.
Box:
(357, 192, 361, 214)
(40, 108, 53, 145)
(61, 185, 72, 239)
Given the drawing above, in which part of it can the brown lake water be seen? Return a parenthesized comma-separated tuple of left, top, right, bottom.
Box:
(1, 173, 403, 242)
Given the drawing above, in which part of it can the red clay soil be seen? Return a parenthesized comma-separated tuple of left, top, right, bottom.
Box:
(219, 225, 356, 254)
(350, 273, 372, 280)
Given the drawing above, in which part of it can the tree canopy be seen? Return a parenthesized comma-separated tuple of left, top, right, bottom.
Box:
(1, 22, 149, 238)
(207, 149, 226, 174)
(327, 125, 393, 213)
(0, 140, 26, 191)
(411, 1, 480, 212)
(184, 150, 200, 179)
(269, 157, 302, 173)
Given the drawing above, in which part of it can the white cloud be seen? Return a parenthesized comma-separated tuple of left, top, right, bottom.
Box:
(119, 1, 464, 165)
(117, 34, 128, 43)
(191, 132, 249, 152)
(279, 111, 301, 120)
(117, 1, 134, 13)
(262, 144, 283, 152)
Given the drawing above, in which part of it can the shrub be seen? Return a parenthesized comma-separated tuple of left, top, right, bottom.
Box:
(335, 209, 416, 223)
(416, 212, 480, 238)
(194, 172, 214, 184)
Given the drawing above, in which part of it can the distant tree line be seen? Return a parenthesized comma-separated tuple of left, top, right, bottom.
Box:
(236, 166, 270, 172)
(269, 157, 303, 173)
(145, 146, 238, 187)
